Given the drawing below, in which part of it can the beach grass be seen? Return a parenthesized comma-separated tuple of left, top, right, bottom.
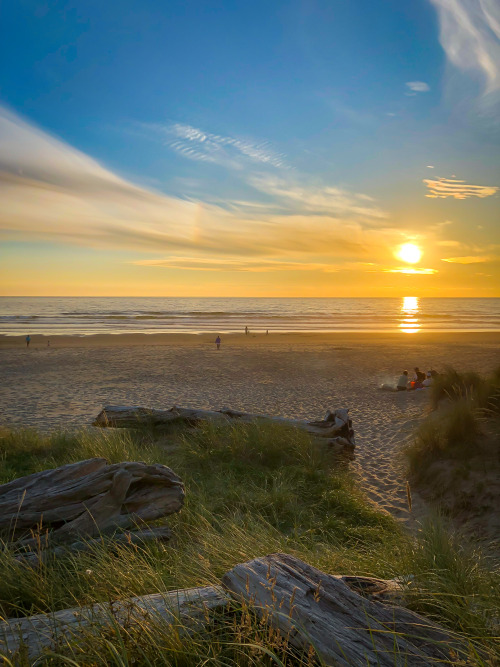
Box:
(406, 368, 500, 481)
(1, 422, 499, 664)
(430, 366, 500, 412)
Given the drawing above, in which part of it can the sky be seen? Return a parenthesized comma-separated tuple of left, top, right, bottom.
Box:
(0, 0, 499, 297)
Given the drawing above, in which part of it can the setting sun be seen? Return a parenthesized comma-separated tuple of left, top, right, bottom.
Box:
(397, 243, 422, 264)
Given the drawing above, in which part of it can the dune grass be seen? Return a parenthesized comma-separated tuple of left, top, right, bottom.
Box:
(406, 368, 500, 481)
(429, 366, 500, 413)
(0, 422, 499, 664)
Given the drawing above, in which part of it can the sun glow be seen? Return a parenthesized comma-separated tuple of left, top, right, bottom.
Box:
(397, 243, 422, 264)
(399, 296, 420, 333)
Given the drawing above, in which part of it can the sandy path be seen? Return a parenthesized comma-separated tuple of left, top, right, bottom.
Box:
(1, 334, 498, 527)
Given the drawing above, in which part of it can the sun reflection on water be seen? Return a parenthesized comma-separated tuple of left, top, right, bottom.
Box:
(400, 296, 420, 333)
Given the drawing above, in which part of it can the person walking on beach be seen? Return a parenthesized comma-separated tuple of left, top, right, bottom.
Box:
(215, 335, 221, 350)
(25, 334, 31, 348)
(245, 326, 249, 336)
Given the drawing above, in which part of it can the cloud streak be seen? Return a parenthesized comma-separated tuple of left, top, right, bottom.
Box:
(134, 257, 340, 272)
(386, 268, 438, 274)
(406, 81, 430, 92)
(429, 0, 500, 96)
(423, 177, 498, 199)
(442, 255, 496, 263)
(248, 175, 387, 220)
(147, 122, 287, 169)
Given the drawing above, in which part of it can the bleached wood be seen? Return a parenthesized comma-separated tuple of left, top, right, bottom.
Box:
(0, 586, 228, 662)
(94, 405, 355, 452)
(0, 459, 184, 546)
(222, 553, 465, 666)
(0, 555, 465, 664)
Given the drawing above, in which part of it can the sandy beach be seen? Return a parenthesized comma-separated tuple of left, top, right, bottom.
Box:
(1, 332, 498, 527)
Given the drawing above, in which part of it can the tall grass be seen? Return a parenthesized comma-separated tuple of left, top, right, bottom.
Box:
(430, 366, 500, 413)
(401, 513, 500, 644)
(406, 368, 500, 480)
(1, 422, 499, 664)
(406, 400, 485, 479)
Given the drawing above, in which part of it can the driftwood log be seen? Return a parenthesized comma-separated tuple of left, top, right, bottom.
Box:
(0, 586, 229, 662)
(94, 405, 355, 453)
(222, 553, 466, 666)
(1, 555, 466, 664)
(0, 458, 184, 548)
(14, 526, 173, 566)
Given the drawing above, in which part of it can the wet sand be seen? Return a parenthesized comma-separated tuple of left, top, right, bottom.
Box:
(1, 332, 498, 527)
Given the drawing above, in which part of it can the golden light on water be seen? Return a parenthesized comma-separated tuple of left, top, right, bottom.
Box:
(397, 243, 422, 264)
(399, 296, 420, 333)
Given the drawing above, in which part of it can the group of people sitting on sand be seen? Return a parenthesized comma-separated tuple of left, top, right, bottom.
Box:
(397, 367, 438, 391)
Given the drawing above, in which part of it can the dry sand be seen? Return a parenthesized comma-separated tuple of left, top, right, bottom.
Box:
(1, 332, 498, 529)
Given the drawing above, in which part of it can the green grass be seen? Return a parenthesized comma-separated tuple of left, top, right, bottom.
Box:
(430, 366, 500, 413)
(1, 422, 499, 665)
(406, 368, 500, 481)
(406, 400, 485, 480)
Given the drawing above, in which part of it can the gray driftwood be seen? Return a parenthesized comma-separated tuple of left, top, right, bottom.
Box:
(0, 586, 229, 662)
(0, 458, 184, 547)
(94, 405, 355, 453)
(0, 572, 414, 663)
(222, 553, 466, 666)
(0, 556, 461, 665)
(15, 526, 173, 566)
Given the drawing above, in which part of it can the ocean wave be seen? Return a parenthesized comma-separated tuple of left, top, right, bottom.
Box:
(1, 297, 498, 335)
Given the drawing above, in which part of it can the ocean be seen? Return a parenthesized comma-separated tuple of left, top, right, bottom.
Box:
(0, 297, 499, 336)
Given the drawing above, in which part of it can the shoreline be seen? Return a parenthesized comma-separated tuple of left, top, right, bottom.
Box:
(1, 330, 500, 349)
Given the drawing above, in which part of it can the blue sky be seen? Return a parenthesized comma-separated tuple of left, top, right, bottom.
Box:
(1, 0, 499, 296)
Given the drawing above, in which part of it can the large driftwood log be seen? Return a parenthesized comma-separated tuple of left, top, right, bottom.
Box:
(0, 459, 184, 546)
(0, 586, 229, 662)
(94, 405, 355, 452)
(0, 571, 417, 663)
(222, 553, 466, 666)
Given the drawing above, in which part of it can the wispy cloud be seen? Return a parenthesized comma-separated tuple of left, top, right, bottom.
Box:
(0, 107, 400, 275)
(436, 240, 462, 247)
(427, 219, 454, 233)
(429, 0, 500, 96)
(442, 255, 496, 263)
(134, 257, 340, 272)
(406, 81, 430, 92)
(146, 122, 287, 169)
(386, 268, 438, 274)
(248, 174, 387, 220)
(423, 177, 498, 199)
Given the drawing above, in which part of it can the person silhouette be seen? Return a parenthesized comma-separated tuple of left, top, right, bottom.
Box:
(26, 334, 31, 348)
(215, 335, 221, 350)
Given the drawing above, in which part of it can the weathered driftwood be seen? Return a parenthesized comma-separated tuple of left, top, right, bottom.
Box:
(94, 405, 355, 452)
(222, 553, 466, 666)
(0, 571, 414, 663)
(14, 526, 173, 566)
(0, 458, 184, 546)
(0, 586, 229, 662)
(1, 555, 461, 665)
